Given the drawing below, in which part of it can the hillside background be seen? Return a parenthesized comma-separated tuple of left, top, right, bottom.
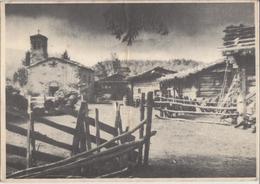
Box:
(92, 58, 201, 79)
(6, 48, 201, 81)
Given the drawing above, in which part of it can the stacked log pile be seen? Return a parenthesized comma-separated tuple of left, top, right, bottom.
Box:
(222, 24, 255, 56)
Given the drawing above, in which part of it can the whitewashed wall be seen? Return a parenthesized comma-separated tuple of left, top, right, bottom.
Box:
(27, 59, 94, 101)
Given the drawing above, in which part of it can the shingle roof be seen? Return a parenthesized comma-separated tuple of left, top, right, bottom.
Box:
(159, 59, 226, 83)
(98, 73, 127, 82)
(127, 66, 176, 82)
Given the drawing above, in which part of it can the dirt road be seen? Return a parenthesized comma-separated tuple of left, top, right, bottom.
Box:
(6, 103, 256, 177)
(90, 104, 257, 178)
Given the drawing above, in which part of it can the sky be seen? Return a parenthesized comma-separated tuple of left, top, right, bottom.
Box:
(5, 3, 254, 74)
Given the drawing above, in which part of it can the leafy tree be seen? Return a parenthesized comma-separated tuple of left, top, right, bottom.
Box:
(13, 67, 28, 87)
(111, 53, 121, 74)
(95, 62, 108, 79)
(104, 4, 169, 45)
(22, 51, 31, 66)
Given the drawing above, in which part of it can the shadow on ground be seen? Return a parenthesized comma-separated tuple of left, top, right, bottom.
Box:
(131, 155, 256, 178)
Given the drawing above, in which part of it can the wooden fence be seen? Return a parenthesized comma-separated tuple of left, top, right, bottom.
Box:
(154, 96, 238, 117)
(7, 91, 155, 178)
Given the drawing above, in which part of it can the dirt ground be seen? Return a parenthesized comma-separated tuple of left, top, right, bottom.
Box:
(6, 103, 257, 178)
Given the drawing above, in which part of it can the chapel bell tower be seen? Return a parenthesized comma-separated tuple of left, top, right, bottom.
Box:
(30, 30, 48, 64)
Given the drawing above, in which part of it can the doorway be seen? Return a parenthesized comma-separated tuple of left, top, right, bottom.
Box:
(48, 81, 59, 96)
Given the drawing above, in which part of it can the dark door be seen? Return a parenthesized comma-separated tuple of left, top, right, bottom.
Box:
(49, 86, 59, 96)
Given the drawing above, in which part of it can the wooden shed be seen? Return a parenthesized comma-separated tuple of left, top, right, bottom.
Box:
(95, 73, 130, 100)
(128, 67, 176, 103)
(160, 24, 255, 107)
(159, 59, 233, 100)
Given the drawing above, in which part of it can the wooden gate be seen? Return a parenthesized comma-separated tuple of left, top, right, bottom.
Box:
(6, 91, 156, 178)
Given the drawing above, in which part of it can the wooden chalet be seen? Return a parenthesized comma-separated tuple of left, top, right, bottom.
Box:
(159, 59, 233, 99)
(95, 73, 130, 100)
(160, 24, 255, 106)
(128, 67, 176, 102)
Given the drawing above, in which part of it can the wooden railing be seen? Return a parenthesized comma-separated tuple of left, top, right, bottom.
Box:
(7, 91, 156, 178)
(154, 96, 238, 117)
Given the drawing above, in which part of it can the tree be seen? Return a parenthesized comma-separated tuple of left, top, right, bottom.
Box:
(22, 51, 31, 66)
(95, 62, 108, 79)
(111, 53, 121, 74)
(104, 4, 169, 45)
(13, 67, 28, 87)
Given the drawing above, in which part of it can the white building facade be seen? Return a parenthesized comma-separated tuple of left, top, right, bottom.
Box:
(24, 33, 95, 102)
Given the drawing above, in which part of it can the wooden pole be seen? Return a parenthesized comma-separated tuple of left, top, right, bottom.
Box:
(31, 112, 36, 166)
(84, 103, 92, 151)
(95, 108, 101, 151)
(143, 91, 153, 166)
(241, 68, 247, 120)
(83, 102, 92, 177)
(114, 102, 123, 136)
(8, 119, 152, 178)
(114, 102, 118, 135)
(79, 102, 87, 153)
(137, 93, 145, 166)
(72, 101, 86, 155)
(26, 96, 32, 168)
(71, 101, 86, 175)
(12, 135, 156, 179)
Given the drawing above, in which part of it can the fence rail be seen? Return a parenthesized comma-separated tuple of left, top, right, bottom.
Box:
(155, 101, 236, 110)
(156, 108, 237, 116)
(7, 92, 155, 178)
(154, 96, 237, 117)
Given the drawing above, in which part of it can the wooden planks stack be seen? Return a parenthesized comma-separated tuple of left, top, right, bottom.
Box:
(221, 24, 255, 56)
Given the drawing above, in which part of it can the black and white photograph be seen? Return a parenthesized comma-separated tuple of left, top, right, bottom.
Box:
(2, 1, 259, 180)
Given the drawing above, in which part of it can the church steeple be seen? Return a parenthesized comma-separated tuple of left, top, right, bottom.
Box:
(30, 30, 48, 64)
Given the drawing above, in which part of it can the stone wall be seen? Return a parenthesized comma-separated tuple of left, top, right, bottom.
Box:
(27, 58, 94, 101)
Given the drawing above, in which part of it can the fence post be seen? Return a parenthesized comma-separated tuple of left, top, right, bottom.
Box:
(84, 102, 92, 151)
(95, 108, 101, 152)
(82, 102, 93, 176)
(137, 93, 145, 166)
(26, 95, 33, 168)
(80, 102, 86, 153)
(72, 101, 86, 155)
(31, 112, 36, 166)
(72, 101, 92, 176)
(143, 91, 153, 166)
(114, 102, 123, 137)
(241, 68, 247, 121)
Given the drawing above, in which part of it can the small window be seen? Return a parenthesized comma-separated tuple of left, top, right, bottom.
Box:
(138, 88, 141, 94)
